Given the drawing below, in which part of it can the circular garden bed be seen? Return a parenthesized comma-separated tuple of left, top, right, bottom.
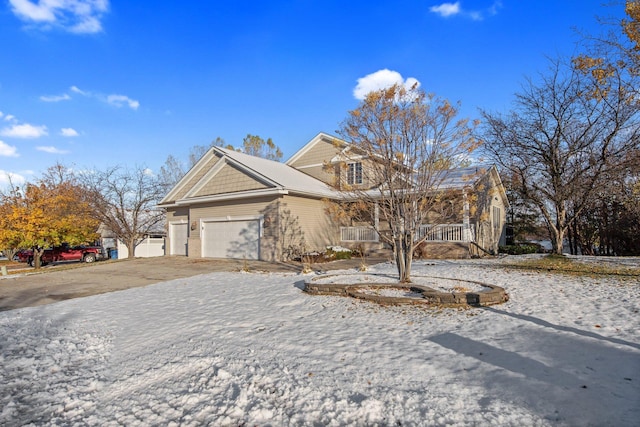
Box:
(304, 273, 508, 307)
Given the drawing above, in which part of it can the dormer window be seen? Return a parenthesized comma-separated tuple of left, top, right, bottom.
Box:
(347, 162, 363, 185)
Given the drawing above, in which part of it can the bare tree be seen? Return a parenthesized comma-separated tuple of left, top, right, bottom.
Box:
(158, 154, 186, 195)
(331, 84, 479, 282)
(81, 165, 165, 259)
(481, 57, 640, 254)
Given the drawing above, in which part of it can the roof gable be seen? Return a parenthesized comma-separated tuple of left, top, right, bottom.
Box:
(285, 132, 345, 167)
(160, 150, 223, 205)
(159, 145, 338, 207)
(216, 146, 337, 198)
(189, 161, 270, 197)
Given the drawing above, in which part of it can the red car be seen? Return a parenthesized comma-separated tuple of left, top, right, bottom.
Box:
(14, 244, 105, 266)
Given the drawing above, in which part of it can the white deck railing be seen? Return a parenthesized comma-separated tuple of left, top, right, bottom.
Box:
(418, 224, 472, 242)
(340, 224, 474, 243)
(340, 226, 379, 242)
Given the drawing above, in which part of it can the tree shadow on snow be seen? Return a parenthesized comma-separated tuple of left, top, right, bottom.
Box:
(293, 280, 306, 291)
(482, 306, 640, 350)
(427, 316, 640, 425)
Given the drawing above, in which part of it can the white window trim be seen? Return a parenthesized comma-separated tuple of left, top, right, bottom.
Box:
(347, 162, 363, 185)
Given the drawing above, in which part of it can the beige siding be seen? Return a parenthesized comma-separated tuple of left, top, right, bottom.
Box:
(166, 207, 189, 222)
(193, 163, 268, 197)
(294, 164, 334, 184)
(471, 173, 507, 254)
(281, 195, 339, 252)
(290, 137, 342, 169)
(335, 158, 381, 190)
(170, 154, 222, 202)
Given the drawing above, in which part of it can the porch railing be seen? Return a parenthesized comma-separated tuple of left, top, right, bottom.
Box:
(418, 224, 473, 242)
(340, 224, 474, 243)
(340, 226, 379, 242)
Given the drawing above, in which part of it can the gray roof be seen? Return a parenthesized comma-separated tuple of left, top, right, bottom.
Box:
(215, 147, 337, 198)
(435, 165, 494, 189)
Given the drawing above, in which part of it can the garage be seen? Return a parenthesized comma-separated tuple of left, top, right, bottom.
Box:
(169, 222, 188, 256)
(202, 218, 261, 259)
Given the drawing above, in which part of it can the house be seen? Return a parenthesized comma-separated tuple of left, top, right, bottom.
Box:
(158, 133, 509, 260)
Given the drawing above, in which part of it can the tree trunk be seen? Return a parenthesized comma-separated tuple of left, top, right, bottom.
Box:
(127, 240, 137, 259)
(394, 237, 406, 282)
(549, 226, 565, 255)
(394, 233, 414, 283)
(33, 247, 45, 269)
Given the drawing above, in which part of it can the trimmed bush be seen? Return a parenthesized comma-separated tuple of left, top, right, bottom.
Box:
(499, 243, 541, 255)
(325, 246, 352, 260)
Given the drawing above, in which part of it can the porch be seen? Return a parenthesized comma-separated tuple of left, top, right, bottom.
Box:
(340, 224, 475, 243)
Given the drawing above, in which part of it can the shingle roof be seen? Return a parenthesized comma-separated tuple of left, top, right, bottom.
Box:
(436, 165, 493, 189)
(215, 147, 337, 198)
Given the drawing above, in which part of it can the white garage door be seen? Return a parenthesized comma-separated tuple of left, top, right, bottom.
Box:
(169, 222, 188, 256)
(202, 220, 260, 259)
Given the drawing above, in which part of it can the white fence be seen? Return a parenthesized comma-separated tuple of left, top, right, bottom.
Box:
(117, 237, 166, 258)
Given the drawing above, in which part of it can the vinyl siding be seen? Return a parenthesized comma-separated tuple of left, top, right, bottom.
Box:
(193, 163, 268, 197)
(170, 154, 222, 202)
(281, 195, 339, 251)
(289, 137, 342, 170)
(293, 164, 334, 184)
(166, 207, 189, 222)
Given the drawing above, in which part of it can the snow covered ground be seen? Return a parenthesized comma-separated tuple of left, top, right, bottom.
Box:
(1, 257, 639, 426)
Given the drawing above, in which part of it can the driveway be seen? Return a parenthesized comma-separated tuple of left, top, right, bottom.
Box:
(0, 256, 387, 311)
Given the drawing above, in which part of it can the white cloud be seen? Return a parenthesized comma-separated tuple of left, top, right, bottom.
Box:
(4, 114, 17, 122)
(0, 170, 26, 186)
(71, 85, 140, 110)
(0, 123, 48, 138)
(70, 85, 87, 95)
(429, 1, 502, 21)
(8, 0, 55, 22)
(0, 140, 19, 157)
(429, 2, 461, 17)
(60, 127, 79, 137)
(143, 168, 154, 176)
(9, 0, 110, 34)
(40, 93, 71, 102)
(353, 69, 421, 100)
(37, 145, 69, 154)
(107, 94, 140, 110)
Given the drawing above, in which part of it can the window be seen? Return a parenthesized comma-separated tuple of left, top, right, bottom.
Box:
(492, 206, 501, 230)
(347, 162, 363, 185)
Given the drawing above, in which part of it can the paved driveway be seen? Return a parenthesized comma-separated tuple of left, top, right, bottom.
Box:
(0, 256, 385, 311)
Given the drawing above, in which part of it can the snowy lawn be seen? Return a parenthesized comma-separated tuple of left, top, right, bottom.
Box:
(1, 258, 639, 426)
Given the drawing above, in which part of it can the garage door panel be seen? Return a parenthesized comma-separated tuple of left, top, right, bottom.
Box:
(202, 220, 260, 259)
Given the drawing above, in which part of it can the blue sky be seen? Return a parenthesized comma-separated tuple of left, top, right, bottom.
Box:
(0, 1, 626, 186)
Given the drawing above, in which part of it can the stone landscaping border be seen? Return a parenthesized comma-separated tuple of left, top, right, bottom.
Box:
(304, 274, 509, 307)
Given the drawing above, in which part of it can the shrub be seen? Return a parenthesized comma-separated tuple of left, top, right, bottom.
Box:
(325, 246, 352, 260)
(499, 243, 541, 255)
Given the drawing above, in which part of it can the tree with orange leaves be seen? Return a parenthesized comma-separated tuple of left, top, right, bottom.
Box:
(330, 84, 479, 282)
(0, 164, 99, 268)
